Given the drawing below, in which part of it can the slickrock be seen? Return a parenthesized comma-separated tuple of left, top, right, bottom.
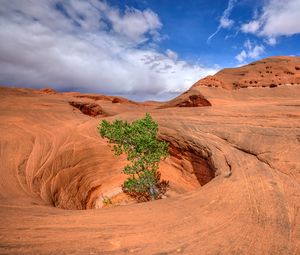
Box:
(160, 89, 211, 108)
(193, 56, 300, 89)
(0, 57, 299, 254)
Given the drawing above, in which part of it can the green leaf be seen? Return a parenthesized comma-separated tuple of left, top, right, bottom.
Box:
(98, 113, 169, 202)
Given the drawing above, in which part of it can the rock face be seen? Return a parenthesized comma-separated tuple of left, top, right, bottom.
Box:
(38, 88, 57, 94)
(69, 101, 105, 117)
(161, 89, 212, 108)
(193, 56, 300, 89)
(0, 57, 300, 254)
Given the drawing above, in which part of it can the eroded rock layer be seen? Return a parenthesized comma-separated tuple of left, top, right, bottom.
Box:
(193, 56, 300, 89)
(1, 58, 300, 254)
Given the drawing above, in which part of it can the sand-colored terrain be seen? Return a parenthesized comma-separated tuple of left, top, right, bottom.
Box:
(0, 57, 300, 254)
(193, 56, 300, 90)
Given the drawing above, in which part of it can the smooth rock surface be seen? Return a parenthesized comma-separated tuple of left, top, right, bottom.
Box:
(0, 58, 300, 254)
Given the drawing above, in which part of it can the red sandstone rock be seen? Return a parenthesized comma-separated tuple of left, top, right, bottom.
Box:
(38, 87, 57, 94)
(69, 101, 105, 117)
(193, 56, 300, 90)
(161, 89, 211, 108)
(0, 57, 300, 254)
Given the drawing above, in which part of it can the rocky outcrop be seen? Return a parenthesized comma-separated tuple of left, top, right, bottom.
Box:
(38, 88, 57, 94)
(1, 58, 300, 254)
(167, 144, 215, 186)
(160, 89, 211, 108)
(74, 93, 139, 105)
(69, 101, 105, 117)
(75, 94, 111, 101)
(193, 56, 300, 89)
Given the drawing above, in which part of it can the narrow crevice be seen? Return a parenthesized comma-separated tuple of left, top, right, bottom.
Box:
(168, 144, 216, 186)
(213, 135, 274, 170)
(224, 157, 232, 178)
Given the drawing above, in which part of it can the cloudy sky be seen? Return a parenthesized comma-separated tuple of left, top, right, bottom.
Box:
(0, 0, 300, 101)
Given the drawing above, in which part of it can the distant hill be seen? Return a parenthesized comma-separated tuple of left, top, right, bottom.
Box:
(162, 56, 300, 108)
(193, 56, 300, 90)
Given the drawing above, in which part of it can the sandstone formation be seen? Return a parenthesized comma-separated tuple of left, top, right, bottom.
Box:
(0, 57, 300, 254)
(160, 89, 211, 108)
(69, 101, 105, 117)
(193, 56, 300, 89)
(68, 92, 139, 105)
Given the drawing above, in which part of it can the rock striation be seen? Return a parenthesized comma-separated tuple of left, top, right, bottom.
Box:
(0, 56, 299, 254)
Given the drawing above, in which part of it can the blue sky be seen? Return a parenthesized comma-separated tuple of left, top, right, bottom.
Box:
(0, 0, 299, 100)
(111, 0, 300, 66)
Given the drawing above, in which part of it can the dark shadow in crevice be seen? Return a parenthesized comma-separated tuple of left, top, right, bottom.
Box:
(168, 145, 215, 186)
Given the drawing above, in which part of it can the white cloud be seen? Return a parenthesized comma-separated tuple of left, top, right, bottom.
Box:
(243, 39, 252, 50)
(0, 0, 217, 101)
(106, 7, 162, 44)
(241, 20, 260, 34)
(248, 45, 265, 58)
(241, 0, 300, 44)
(207, 0, 237, 42)
(264, 37, 277, 46)
(260, 0, 300, 37)
(165, 49, 178, 61)
(235, 40, 265, 63)
(220, 17, 234, 29)
(235, 50, 247, 63)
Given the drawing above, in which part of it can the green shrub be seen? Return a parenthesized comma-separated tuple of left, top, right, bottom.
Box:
(98, 113, 169, 202)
